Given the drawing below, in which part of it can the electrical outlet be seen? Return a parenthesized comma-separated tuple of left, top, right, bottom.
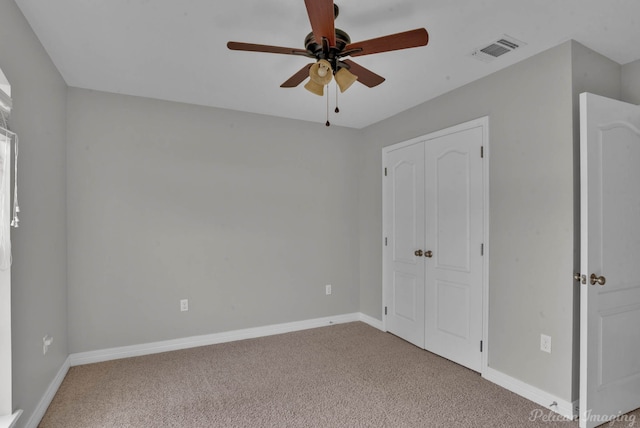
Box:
(180, 299, 189, 312)
(540, 334, 551, 353)
(43, 335, 53, 355)
(325, 284, 331, 295)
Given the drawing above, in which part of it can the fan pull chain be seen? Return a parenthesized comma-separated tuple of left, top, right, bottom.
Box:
(335, 84, 340, 114)
(325, 85, 330, 127)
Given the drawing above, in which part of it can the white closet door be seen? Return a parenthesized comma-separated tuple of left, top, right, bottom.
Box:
(383, 142, 426, 348)
(423, 125, 484, 372)
(383, 119, 486, 371)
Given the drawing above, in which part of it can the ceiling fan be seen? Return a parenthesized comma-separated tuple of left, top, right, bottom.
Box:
(227, 0, 429, 95)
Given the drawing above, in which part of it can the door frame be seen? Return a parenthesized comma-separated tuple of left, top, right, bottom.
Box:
(382, 116, 490, 373)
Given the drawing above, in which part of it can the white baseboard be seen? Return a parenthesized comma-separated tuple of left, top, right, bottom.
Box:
(483, 367, 577, 420)
(24, 357, 70, 428)
(358, 313, 384, 330)
(69, 312, 365, 366)
(0, 410, 22, 428)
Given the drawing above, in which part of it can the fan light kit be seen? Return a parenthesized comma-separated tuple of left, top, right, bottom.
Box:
(228, 0, 429, 126)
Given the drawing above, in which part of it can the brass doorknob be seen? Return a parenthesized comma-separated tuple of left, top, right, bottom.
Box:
(414, 249, 424, 257)
(590, 273, 606, 286)
(425, 250, 433, 258)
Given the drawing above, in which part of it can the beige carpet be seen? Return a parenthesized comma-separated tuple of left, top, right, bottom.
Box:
(39, 322, 638, 427)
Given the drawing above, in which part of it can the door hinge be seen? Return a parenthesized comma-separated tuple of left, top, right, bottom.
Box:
(385, 237, 388, 246)
(481, 243, 484, 256)
(384, 306, 388, 315)
(480, 146, 484, 158)
(480, 340, 483, 352)
(384, 167, 388, 176)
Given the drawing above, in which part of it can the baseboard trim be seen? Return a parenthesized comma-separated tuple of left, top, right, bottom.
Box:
(358, 313, 383, 330)
(0, 409, 22, 428)
(69, 312, 365, 367)
(24, 356, 70, 428)
(483, 367, 577, 420)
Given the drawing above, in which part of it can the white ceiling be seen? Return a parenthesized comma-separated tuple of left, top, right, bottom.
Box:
(14, 0, 640, 129)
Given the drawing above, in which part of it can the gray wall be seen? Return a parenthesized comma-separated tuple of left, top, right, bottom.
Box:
(66, 88, 361, 352)
(358, 41, 577, 401)
(621, 59, 640, 105)
(0, 1, 68, 426)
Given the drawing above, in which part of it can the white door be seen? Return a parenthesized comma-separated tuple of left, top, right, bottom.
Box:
(384, 142, 426, 348)
(383, 118, 487, 370)
(424, 126, 484, 372)
(579, 93, 640, 428)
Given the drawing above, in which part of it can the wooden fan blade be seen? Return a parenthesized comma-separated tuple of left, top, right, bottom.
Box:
(227, 41, 310, 56)
(304, 0, 336, 48)
(281, 64, 313, 88)
(342, 59, 385, 88)
(344, 28, 428, 57)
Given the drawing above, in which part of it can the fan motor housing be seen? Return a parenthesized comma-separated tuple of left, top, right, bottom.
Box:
(304, 28, 351, 64)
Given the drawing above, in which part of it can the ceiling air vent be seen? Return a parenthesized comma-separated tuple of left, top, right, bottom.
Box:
(470, 35, 526, 63)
